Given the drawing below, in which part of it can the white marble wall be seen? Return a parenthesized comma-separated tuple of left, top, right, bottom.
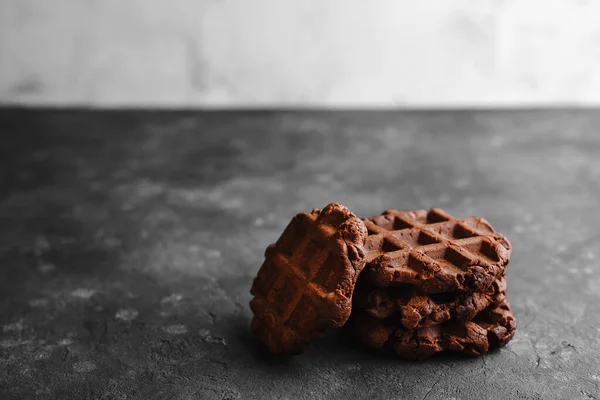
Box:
(1, 0, 600, 107)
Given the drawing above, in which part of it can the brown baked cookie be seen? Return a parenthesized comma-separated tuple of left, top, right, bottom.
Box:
(363, 208, 511, 293)
(356, 275, 507, 329)
(354, 300, 516, 360)
(250, 203, 368, 355)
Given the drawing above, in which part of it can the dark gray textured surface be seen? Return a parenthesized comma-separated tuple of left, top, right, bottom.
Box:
(1, 109, 599, 400)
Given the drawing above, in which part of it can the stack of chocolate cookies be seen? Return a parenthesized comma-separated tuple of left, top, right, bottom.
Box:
(250, 203, 515, 359)
(353, 207, 515, 360)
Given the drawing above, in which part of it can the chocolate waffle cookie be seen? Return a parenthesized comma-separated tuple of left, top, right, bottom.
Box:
(354, 300, 516, 360)
(250, 203, 368, 355)
(356, 275, 506, 329)
(363, 208, 511, 293)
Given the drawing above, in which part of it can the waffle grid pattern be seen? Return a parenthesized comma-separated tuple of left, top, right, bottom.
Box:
(250, 203, 366, 354)
(363, 208, 511, 291)
(254, 212, 341, 325)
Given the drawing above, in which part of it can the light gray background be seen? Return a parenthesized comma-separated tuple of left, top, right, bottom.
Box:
(2, 0, 600, 107)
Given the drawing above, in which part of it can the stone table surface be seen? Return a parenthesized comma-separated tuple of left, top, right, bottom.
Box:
(1, 109, 599, 400)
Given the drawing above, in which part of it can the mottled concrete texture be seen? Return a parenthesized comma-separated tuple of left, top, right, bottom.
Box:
(1, 110, 599, 399)
(2, 1, 600, 106)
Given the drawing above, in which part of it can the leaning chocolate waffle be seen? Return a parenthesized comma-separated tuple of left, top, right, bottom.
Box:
(354, 300, 516, 360)
(356, 275, 507, 329)
(250, 203, 368, 355)
(363, 208, 511, 293)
